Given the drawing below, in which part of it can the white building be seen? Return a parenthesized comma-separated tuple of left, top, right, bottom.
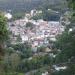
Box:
(21, 35, 28, 43)
(5, 13, 12, 20)
(42, 72, 48, 75)
(53, 65, 67, 71)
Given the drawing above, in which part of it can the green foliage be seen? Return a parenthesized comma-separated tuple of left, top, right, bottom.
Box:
(26, 22, 34, 30)
(12, 43, 32, 58)
(31, 13, 43, 20)
(34, 70, 42, 75)
(12, 12, 25, 20)
(43, 9, 60, 21)
(16, 35, 22, 42)
(17, 55, 51, 72)
(0, 13, 8, 43)
(0, 12, 8, 60)
(54, 0, 75, 63)
(37, 46, 46, 52)
(67, 0, 75, 10)
(55, 30, 75, 63)
(51, 1, 75, 75)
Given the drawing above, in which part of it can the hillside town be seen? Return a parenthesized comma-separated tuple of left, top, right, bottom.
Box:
(0, 0, 75, 75)
(6, 9, 64, 48)
(4, 10, 68, 75)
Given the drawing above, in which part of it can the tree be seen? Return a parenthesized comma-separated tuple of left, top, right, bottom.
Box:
(50, 0, 75, 75)
(12, 42, 32, 58)
(54, 0, 75, 64)
(0, 13, 8, 59)
(26, 22, 34, 30)
(66, 0, 75, 10)
(0, 12, 8, 75)
(12, 12, 25, 20)
(10, 53, 21, 71)
(31, 13, 43, 20)
(37, 46, 46, 52)
(16, 35, 22, 42)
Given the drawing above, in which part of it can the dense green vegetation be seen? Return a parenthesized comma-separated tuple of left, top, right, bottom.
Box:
(17, 54, 52, 73)
(0, 13, 8, 60)
(26, 22, 35, 30)
(12, 12, 25, 20)
(52, 0, 75, 75)
(0, 0, 67, 13)
(31, 13, 43, 20)
(31, 9, 60, 21)
(0, 12, 8, 74)
(55, 0, 75, 63)
(31, 0, 67, 21)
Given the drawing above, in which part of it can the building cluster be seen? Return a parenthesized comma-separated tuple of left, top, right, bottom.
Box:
(6, 9, 64, 47)
(25, 9, 42, 19)
(8, 17, 64, 47)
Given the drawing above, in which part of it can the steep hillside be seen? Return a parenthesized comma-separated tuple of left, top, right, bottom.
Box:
(0, 0, 67, 12)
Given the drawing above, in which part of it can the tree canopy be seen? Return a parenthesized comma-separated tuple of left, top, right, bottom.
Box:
(0, 13, 8, 59)
(0, 13, 8, 43)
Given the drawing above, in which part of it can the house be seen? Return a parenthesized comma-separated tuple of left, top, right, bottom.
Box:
(5, 13, 12, 20)
(21, 35, 28, 43)
(53, 65, 67, 71)
(42, 72, 48, 75)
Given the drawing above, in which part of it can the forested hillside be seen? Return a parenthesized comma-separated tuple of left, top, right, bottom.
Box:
(0, 0, 67, 12)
